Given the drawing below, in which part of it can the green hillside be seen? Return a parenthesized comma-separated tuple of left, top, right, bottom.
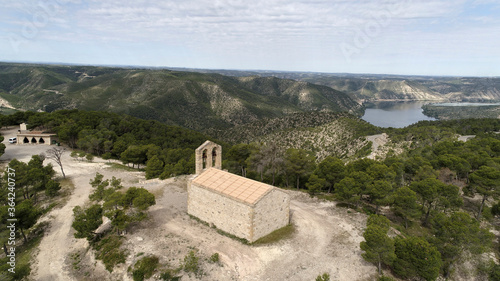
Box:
(282, 75, 500, 102)
(197, 69, 500, 102)
(0, 63, 362, 133)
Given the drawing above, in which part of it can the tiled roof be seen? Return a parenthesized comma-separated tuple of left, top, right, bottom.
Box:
(192, 168, 273, 205)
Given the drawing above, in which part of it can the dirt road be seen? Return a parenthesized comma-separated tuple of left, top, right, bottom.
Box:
(0, 127, 140, 281)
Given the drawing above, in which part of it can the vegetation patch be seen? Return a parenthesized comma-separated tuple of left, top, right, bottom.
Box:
(132, 255, 159, 281)
(252, 224, 295, 245)
(208, 253, 220, 264)
(105, 162, 141, 172)
(315, 273, 331, 281)
(354, 141, 372, 158)
(91, 234, 127, 272)
(422, 104, 500, 120)
(182, 250, 201, 276)
(160, 269, 182, 281)
(0, 223, 45, 281)
(215, 228, 249, 245)
(189, 215, 249, 244)
(0, 156, 62, 281)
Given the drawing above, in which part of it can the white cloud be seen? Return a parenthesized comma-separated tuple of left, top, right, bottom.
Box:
(1, 0, 499, 75)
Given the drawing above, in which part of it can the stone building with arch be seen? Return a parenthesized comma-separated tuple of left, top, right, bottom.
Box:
(188, 141, 290, 243)
(16, 123, 57, 145)
(195, 140, 222, 175)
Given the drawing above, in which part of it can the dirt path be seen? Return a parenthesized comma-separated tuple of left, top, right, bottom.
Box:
(32, 160, 105, 281)
(0, 128, 138, 281)
(366, 133, 389, 159)
(31, 157, 143, 281)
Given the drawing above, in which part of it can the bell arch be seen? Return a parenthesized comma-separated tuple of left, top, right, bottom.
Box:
(195, 141, 222, 175)
(202, 149, 208, 169)
(212, 147, 217, 167)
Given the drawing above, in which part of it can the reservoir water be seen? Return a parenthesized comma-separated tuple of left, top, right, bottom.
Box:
(361, 101, 436, 128)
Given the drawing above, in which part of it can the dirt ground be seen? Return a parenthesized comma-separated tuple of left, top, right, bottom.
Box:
(0, 127, 377, 281)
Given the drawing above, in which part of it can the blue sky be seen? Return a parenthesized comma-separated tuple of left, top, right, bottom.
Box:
(1, 0, 499, 76)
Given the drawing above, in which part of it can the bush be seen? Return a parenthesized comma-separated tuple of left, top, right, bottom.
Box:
(316, 273, 330, 281)
(209, 253, 220, 264)
(489, 263, 500, 281)
(132, 255, 159, 281)
(45, 180, 62, 197)
(160, 270, 182, 281)
(102, 152, 113, 161)
(183, 250, 199, 275)
(92, 235, 127, 272)
(86, 153, 94, 162)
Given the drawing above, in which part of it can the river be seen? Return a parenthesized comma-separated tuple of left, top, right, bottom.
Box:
(361, 101, 436, 128)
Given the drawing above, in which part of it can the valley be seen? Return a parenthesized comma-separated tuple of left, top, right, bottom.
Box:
(169, 68, 500, 102)
(1, 62, 500, 281)
(0, 63, 361, 133)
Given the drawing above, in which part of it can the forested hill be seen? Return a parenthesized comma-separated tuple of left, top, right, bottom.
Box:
(176, 68, 500, 102)
(0, 62, 362, 132)
(296, 75, 500, 102)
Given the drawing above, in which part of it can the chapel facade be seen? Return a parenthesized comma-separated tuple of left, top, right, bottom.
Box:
(187, 141, 290, 243)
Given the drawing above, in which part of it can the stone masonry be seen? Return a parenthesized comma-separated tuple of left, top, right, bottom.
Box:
(187, 141, 290, 243)
(195, 140, 222, 175)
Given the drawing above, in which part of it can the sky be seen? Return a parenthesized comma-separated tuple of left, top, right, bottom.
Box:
(1, 0, 499, 77)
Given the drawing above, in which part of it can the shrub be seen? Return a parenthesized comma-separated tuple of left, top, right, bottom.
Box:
(132, 255, 159, 281)
(316, 273, 330, 281)
(160, 270, 182, 281)
(183, 250, 199, 274)
(92, 235, 127, 272)
(86, 153, 94, 162)
(209, 253, 220, 264)
(45, 180, 61, 197)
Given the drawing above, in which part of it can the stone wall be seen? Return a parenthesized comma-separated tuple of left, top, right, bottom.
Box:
(252, 189, 290, 241)
(188, 181, 252, 241)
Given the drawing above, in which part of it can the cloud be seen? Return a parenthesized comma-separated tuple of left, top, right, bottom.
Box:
(1, 0, 499, 75)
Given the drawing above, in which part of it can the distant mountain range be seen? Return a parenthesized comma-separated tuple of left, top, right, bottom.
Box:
(0, 63, 361, 133)
(170, 68, 500, 102)
(3, 62, 499, 138)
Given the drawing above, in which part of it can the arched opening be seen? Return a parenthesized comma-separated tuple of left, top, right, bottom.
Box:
(202, 149, 207, 169)
(212, 148, 217, 167)
(23, 137, 29, 144)
(31, 137, 37, 144)
(39, 137, 45, 144)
